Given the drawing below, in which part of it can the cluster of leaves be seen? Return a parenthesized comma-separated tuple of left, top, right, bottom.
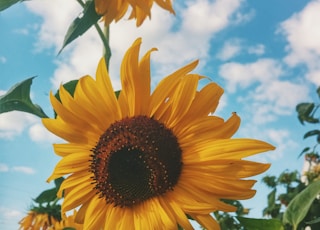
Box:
(260, 86, 320, 230)
(29, 177, 65, 223)
(213, 200, 249, 230)
(296, 86, 320, 159)
(262, 172, 320, 230)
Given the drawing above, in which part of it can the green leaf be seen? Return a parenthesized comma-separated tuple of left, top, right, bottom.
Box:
(237, 217, 283, 230)
(298, 147, 311, 158)
(54, 177, 65, 190)
(0, 77, 48, 118)
(296, 103, 315, 124)
(54, 80, 78, 117)
(115, 90, 121, 99)
(303, 130, 320, 139)
(0, 0, 21, 11)
(305, 217, 320, 225)
(296, 103, 314, 116)
(63, 228, 76, 230)
(34, 188, 57, 204)
(60, 0, 101, 53)
(267, 188, 276, 206)
(283, 180, 320, 229)
(54, 80, 78, 102)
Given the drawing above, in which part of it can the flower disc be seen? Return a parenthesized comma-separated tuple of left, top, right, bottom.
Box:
(91, 115, 182, 207)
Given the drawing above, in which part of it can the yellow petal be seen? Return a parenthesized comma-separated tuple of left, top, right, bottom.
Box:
(184, 159, 271, 178)
(149, 60, 199, 117)
(58, 83, 106, 132)
(120, 38, 141, 116)
(47, 152, 90, 182)
(83, 195, 107, 229)
(53, 143, 91, 157)
(184, 138, 275, 162)
(179, 82, 224, 126)
(166, 74, 200, 128)
(62, 182, 95, 213)
(96, 58, 122, 119)
(159, 196, 194, 230)
(190, 214, 221, 230)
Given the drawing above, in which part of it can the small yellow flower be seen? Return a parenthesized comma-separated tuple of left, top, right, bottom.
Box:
(94, 0, 175, 26)
(44, 38, 274, 229)
(19, 211, 59, 230)
(50, 210, 83, 230)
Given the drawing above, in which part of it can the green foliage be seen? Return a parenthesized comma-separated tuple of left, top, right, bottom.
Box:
(262, 88, 320, 229)
(29, 177, 65, 222)
(34, 177, 64, 204)
(0, 0, 22, 11)
(283, 180, 320, 230)
(237, 217, 283, 230)
(304, 130, 320, 139)
(214, 200, 248, 230)
(262, 171, 320, 230)
(60, 0, 101, 53)
(262, 171, 305, 219)
(296, 86, 320, 159)
(0, 77, 48, 118)
(296, 102, 319, 125)
(34, 187, 59, 204)
(31, 202, 62, 222)
(54, 80, 78, 101)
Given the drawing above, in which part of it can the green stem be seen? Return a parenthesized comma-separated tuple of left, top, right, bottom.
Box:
(97, 24, 111, 70)
(75, 0, 111, 70)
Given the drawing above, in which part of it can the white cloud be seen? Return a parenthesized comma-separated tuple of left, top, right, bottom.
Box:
(0, 111, 38, 140)
(0, 163, 9, 172)
(263, 129, 298, 161)
(248, 44, 265, 55)
(219, 58, 284, 92)
(217, 39, 265, 61)
(12, 166, 36, 175)
(181, 0, 242, 35)
(239, 126, 298, 162)
(25, 0, 82, 52)
(0, 163, 37, 174)
(0, 206, 24, 228)
(13, 28, 29, 35)
(24, 0, 249, 90)
(29, 122, 62, 143)
(232, 8, 255, 24)
(279, 0, 320, 86)
(253, 80, 309, 114)
(0, 56, 7, 64)
(217, 38, 242, 61)
(237, 80, 309, 124)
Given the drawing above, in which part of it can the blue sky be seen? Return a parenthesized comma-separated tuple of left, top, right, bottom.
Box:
(1, 0, 320, 229)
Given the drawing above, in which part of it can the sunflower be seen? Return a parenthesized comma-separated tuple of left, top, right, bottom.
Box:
(44, 38, 274, 229)
(19, 211, 59, 230)
(94, 0, 175, 26)
(50, 210, 83, 230)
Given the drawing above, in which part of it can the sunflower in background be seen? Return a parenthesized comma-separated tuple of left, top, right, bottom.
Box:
(19, 210, 59, 230)
(94, 0, 175, 26)
(50, 210, 83, 230)
(43, 38, 274, 229)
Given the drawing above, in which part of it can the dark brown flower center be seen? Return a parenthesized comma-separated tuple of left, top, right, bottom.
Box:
(90, 115, 182, 207)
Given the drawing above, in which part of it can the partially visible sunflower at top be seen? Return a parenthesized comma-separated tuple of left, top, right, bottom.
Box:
(94, 0, 175, 26)
(43, 38, 275, 229)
